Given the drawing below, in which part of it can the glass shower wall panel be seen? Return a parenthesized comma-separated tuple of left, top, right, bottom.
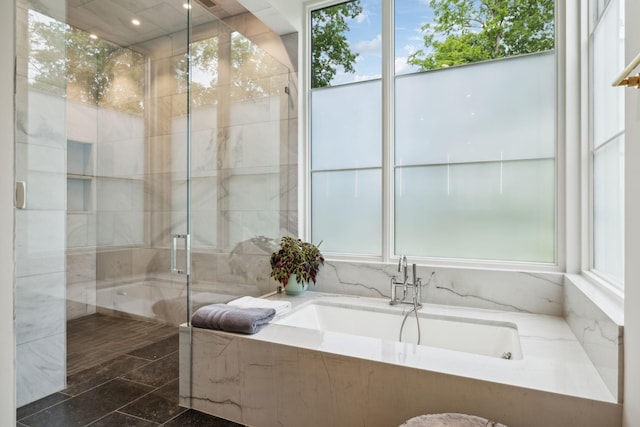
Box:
(15, 4, 67, 407)
(184, 24, 291, 299)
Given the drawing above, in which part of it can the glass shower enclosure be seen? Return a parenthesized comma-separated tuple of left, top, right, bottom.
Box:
(15, 0, 292, 409)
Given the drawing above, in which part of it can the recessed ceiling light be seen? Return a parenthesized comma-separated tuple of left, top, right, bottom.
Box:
(183, 3, 192, 9)
(131, 18, 140, 26)
(89, 34, 98, 39)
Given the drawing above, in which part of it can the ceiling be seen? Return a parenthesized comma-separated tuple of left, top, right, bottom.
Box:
(67, 0, 243, 48)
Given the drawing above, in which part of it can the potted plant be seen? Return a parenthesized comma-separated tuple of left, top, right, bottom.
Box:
(270, 236, 324, 295)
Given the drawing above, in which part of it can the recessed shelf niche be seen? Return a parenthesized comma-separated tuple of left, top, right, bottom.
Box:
(67, 140, 95, 213)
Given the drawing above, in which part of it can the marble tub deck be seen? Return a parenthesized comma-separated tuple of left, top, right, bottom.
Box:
(180, 292, 621, 427)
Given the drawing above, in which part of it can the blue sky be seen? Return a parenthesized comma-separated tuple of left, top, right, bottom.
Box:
(329, 0, 437, 85)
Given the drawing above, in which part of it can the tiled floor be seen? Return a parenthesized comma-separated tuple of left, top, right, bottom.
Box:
(17, 313, 243, 427)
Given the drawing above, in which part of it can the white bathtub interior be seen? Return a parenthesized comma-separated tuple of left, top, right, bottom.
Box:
(274, 301, 523, 359)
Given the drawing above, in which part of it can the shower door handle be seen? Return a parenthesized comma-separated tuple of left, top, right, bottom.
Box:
(171, 233, 190, 275)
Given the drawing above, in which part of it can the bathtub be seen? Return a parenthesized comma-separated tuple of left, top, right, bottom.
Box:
(273, 300, 523, 360)
(180, 292, 621, 427)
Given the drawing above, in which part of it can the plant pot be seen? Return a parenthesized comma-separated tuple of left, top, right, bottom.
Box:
(284, 274, 308, 296)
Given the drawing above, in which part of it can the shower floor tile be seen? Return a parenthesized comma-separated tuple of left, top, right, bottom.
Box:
(17, 313, 243, 427)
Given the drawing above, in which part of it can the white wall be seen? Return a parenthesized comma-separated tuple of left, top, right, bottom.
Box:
(0, 1, 15, 425)
(624, 0, 640, 425)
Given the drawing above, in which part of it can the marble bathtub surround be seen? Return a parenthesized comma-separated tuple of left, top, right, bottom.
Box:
(564, 274, 624, 402)
(180, 293, 621, 427)
(316, 260, 564, 316)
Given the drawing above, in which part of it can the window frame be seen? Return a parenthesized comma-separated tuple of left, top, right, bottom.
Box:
(302, 0, 565, 272)
(583, 0, 625, 297)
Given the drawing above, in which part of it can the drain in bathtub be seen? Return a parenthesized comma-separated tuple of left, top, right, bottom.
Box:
(502, 352, 512, 360)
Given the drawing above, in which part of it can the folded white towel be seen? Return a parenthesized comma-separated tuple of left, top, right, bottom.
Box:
(228, 296, 292, 316)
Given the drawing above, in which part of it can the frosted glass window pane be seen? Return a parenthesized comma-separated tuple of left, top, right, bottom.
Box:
(592, 0, 625, 147)
(395, 159, 555, 262)
(311, 80, 382, 170)
(312, 169, 381, 254)
(593, 137, 624, 281)
(395, 52, 555, 165)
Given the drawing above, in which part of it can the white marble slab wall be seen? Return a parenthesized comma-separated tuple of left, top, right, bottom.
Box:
(315, 260, 564, 316)
(96, 108, 145, 246)
(15, 0, 67, 407)
(564, 275, 623, 402)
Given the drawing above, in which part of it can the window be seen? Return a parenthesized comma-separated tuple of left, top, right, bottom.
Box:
(590, 0, 625, 284)
(309, 0, 556, 264)
(310, 0, 382, 255)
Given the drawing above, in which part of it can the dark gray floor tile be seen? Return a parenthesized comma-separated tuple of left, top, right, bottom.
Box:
(65, 354, 152, 396)
(145, 379, 179, 404)
(122, 351, 179, 387)
(87, 411, 159, 426)
(20, 379, 154, 427)
(162, 409, 244, 427)
(16, 392, 69, 420)
(127, 334, 179, 361)
(119, 390, 186, 424)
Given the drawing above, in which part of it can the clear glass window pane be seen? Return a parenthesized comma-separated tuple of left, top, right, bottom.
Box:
(311, 0, 380, 88)
(593, 136, 624, 282)
(312, 169, 381, 255)
(397, 0, 554, 74)
(395, 159, 555, 262)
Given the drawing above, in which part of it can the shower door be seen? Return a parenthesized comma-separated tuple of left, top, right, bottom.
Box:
(15, 0, 292, 410)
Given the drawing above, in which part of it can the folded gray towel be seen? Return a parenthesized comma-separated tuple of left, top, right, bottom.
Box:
(191, 304, 276, 334)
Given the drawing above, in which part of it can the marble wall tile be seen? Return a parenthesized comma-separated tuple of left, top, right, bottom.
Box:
(96, 248, 133, 283)
(15, 210, 65, 278)
(67, 101, 98, 143)
(96, 211, 145, 245)
(190, 129, 218, 175)
(67, 281, 97, 320)
(315, 260, 564, 316)
(16, 142, 66, 175)
(190, 105, 217, 133)
(228, 121, 280, 169)
(191, 211, 218, 247)
(16, 333, 66, 408)
(227, 211, 280, 249)
(66, 249, 96, 285)
(98, 107, 144, 143)
(67, 213, 96, 248)
(97, 138, 145, 178)
(16, 272, 66, 345)
(564, 275, 622, 402)
(227, 172, 280, 211)
(230, 98, 271, 127)
(23, 171, 66, 211)
(18, 91, 66, 149)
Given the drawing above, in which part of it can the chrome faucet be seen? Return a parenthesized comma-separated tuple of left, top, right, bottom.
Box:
(390, 255, 422, 308)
